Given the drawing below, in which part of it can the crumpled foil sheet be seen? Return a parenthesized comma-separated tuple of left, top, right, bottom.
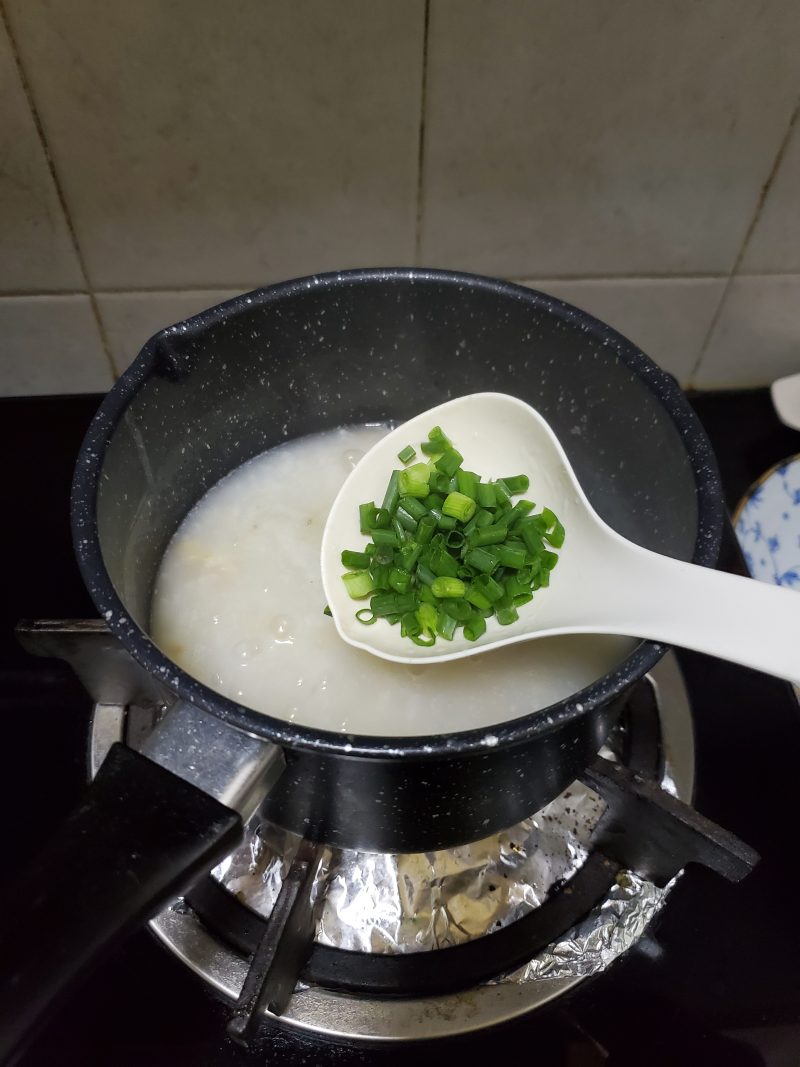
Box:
(212, 737, 674, 984)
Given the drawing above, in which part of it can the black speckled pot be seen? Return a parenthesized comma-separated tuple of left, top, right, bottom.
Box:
(72, 269, 724, 851)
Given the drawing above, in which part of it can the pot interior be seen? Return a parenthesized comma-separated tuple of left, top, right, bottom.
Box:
(84, 270, 714, 743)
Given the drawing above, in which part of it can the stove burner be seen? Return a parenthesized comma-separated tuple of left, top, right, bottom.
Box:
(18, 621, 760, 1045)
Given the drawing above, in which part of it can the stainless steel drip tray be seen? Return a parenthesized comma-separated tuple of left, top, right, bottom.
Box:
(82, 651, 695, 1041)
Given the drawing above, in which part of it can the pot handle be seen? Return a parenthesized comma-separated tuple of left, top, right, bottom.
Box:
(0, 703, 284, 1065)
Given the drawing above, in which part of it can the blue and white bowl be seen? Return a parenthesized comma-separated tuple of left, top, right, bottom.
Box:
(735, 456, 800, 590)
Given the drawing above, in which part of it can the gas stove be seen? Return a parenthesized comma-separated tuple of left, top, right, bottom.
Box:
(3, 391, 800, 1066)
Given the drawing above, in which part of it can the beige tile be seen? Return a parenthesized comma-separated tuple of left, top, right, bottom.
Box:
(0, 18, 82, 290)
(516, 277, 725, 386)
(421, 1, 800, 277)
(0, 295, 112, 395)
(5, 1, 425, 290)
(96, 290, 241, 374)
(694, 275, 800, 388)
(741, 113, 800, 272)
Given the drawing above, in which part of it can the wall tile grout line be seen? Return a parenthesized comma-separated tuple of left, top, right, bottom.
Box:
(689, 91, 800, 388)
(0, 2, 119, 380)
(413, 0, 431, 266)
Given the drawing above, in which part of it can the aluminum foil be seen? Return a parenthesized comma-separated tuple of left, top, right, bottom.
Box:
(211, 727, 674, 984)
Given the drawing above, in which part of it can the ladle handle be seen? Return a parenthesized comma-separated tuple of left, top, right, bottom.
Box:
(593, 541, 800, 683)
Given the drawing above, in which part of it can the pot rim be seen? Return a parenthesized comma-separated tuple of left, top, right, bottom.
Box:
(71, 267, 724, 760)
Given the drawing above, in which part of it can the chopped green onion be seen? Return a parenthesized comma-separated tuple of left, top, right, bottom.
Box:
(434, 449, 464, 478)
(501, 475, 529, 493)
(436, 609, 457, 640)
(398, 464, 430, 499)
(464, 614, 487, 641)
(323, 604, 332, 617)
(389, 567, 413, 594)
(416, 516, 436, 545)
(341, 549, 371, 569)
(464, 546, 499, 574)
(467, 523, 507, 547)
(359, 501, 378, 534)
(442, 597, 472, 621)
(456, 469, 479, 500)
(442, 491, 476, 523)
(431, 576, 466, 599)
(394, 504, 418, 532)
(476, 482, 496, 508)
(339, 425, 561, 647)
(496, 543, 527, 569)
(372, 528, 399, 547)
(342, 570, 375, 599)
(382, 471, 401, 515)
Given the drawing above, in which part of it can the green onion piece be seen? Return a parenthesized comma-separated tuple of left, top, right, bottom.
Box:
(389, 567, 413, 594)
(400, 496, 428, 521)
(342, 570, 375, 599)
(355, 608, 377, 625)
(435, 448, 464, 478)
(464, 546, 499, 574)
(416, 516, 436, 545)
(341, 549, 371, 569)
(382, 471, 401, 515)
(398, 464, 430, 499)
(496, 543, 527, 569)
(495, 604, 519, 625)
(416, 562, 437, 587)
(418, 584, 436, 604)
(473, 573, 504, 603)
(423, 492, 444, 511)
(417, 601, 438, 635)
(386, 613, 401, 625)
(371, 507, 391, 530)
(323, 604, 332, 617)
(420, 441, 443, 457)
(456, 469, 479, 500)
(545, 519, 565, 549)
(467, 522, 507, 547)
(512, 592, 533, 607)
(428, 425, 452, 450)
(397, 444, 417, 464)
(368, 562, 391, 590)
(429, 471, 451, 494)
(429, 507, 457, 530)
(465, 584, 492, 611)
(359, 501, 378, 534)
(474, 509, 494, 528)
(370, 592, 418, 617)
(445, 530, 465, 550)
(436, 609, 457, 640)
(431, 576, 466, 599)
(541, 549, 559, 571)
(518, 520, 544, 555)
(372, 528, 398, 547)
(541, 507, 557, 530)
(429, 545, 459, 578)
(442, 491, 476, 523)
(504, 574, 531, 600)
(538, 568, 551, 588)
(400, 611, 422, 637)
(411, 632, 436, 646)
(494, 480, 512, 507)
(464, 614, 487, 641)
(400, 541, 422, 571)
(442, 597, 472, 621)
(501, 475, 530, 493)
(394, 505, 418, 533)
(506, 500, 535, 528)
(476, 482, 496, 508)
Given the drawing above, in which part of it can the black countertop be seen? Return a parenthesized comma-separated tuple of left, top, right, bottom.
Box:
(1, 390, 799, 1067)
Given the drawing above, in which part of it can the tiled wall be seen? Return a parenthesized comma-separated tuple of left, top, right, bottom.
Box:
(2, 1, 799, 396)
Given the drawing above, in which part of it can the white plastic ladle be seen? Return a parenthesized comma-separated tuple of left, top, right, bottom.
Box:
(321, 393, 799, 680)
